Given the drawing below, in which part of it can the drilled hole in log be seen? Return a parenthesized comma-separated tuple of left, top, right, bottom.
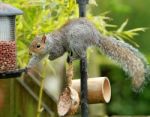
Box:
(102, 78, 111, 103)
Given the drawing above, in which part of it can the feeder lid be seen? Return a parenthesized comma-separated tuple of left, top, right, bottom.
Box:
(0, 2, 23, 16)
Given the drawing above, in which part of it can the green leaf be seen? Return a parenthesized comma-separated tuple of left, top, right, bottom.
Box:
(117, 19, 128, 32)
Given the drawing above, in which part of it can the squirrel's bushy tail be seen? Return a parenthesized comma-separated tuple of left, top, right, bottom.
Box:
(97, 36, 150, 92)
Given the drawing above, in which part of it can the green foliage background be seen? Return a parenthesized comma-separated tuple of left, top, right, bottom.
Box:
(1, 0, 150, 115)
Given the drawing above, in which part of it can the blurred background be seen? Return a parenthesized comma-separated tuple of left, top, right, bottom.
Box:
(93, 0, 150, 115)
(0, 0, 150, 116)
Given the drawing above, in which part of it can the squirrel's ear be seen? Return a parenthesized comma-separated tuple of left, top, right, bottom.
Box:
(41, 35, 46, 43)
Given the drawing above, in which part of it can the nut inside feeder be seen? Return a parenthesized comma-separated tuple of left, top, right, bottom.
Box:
(0, 2, 24, 77)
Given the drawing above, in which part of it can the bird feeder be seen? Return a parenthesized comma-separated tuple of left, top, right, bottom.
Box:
(0, 2, 23, 71)
(0, 3, 25, 78)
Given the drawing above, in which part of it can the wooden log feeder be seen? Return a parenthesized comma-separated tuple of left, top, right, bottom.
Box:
(57, 63, 111, 116)
(0, 2, 26, 78)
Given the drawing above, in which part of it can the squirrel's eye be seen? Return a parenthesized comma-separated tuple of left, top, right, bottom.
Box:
(36, 43, 41, 48)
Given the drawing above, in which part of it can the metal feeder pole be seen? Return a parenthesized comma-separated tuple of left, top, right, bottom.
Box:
(76, 0, 89, 117)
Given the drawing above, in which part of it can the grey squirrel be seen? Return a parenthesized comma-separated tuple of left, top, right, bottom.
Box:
(28, 18, 149, 92)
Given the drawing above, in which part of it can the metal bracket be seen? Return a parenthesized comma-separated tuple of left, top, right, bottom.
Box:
(0, 68, 27, 79)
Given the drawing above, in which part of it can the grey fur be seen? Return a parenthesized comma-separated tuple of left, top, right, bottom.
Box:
(28, 18, 149, 91)
(28, 54, 46, 68)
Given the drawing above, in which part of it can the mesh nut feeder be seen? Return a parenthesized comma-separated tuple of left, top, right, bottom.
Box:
(0, 2, 26, 78)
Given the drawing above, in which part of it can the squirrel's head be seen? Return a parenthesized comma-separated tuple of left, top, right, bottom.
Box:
(29, 35, 48, 56)
(29, 33, 66, 61)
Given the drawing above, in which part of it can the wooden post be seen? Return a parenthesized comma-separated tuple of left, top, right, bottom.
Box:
(76, 0, 89, 117)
